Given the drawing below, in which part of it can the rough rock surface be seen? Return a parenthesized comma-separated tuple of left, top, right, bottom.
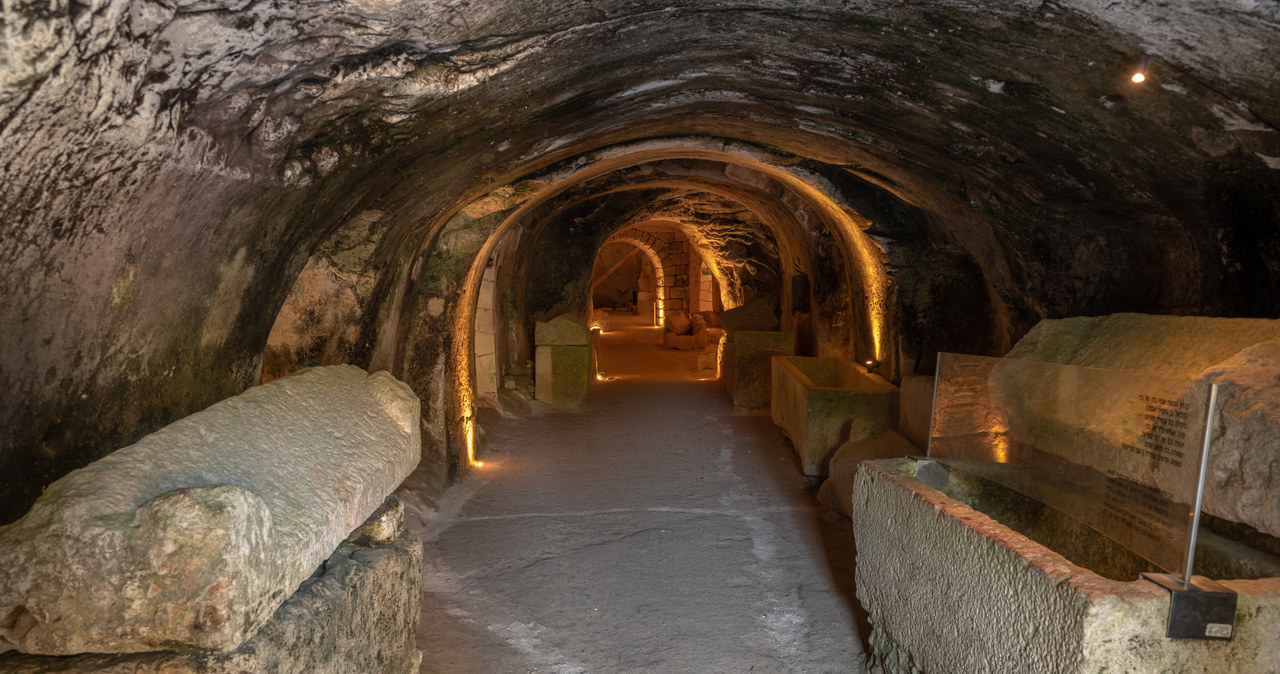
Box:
(2, 0, 1278, 533)
(1201, 341, 1280, 539)
(1004, 314, 1280, 538)
(0, 497, 424, 673)
(817, 424, 916, 517)
(720, 298, 779, 337)
(0, 366, 420, 655)
(663, 310, 693, 336)
(534, 314, 591, 346)
(853, 459, 1280, 674)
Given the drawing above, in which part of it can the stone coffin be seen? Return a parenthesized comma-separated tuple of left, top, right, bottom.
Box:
(0, 365, 420, 655)
(723, 330, 794, 411)
(853, 459, 1280, 674)
(1002, 313, 1280, 539)
(0, 497, 424, 673)
(770, 356, 898, 476)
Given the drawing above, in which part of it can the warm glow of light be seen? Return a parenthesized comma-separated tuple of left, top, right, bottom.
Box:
(716, 335, 726, 380)
(784, 182, 890, 365)
(464, 416, 479, 467)
(1131, 72, 1146, 84)
(474, 461, 485, 468)
(992, 435, 1011, 464)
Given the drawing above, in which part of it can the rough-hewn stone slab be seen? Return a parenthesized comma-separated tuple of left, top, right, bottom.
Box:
(0, 496, 424, 673)
(535, 314, 591, 346)
(816, 424, 915, 517)
(853, 459, 1280, 674)
(1005, 313, 1280, 538)
(0, 366, 420, 655)
(718, 298, 778, 337)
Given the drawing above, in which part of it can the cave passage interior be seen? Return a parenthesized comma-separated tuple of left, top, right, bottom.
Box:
(2, 0, 1279, 670)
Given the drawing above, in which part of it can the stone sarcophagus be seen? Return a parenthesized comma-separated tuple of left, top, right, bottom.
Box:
(853, 459, 1280, 674)
(0, 365, 421, 657)
(851, 314, 1280, 673)
(770, 356, 899, 476)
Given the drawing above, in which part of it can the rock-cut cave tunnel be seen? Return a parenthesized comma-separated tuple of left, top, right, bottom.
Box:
(1, 0, 1279, 671)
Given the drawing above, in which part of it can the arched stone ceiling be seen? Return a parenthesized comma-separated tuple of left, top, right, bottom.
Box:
(1, 0, 1277, 520)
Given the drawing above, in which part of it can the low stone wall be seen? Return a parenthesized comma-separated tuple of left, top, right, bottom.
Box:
(770, 356, 898, 476)
(0, 497, 424, 673)
(853, 459, 1280, 674)
(0, 365, 420, 655)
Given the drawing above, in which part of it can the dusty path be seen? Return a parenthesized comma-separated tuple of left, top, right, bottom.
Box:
(410, 317, 868, 673)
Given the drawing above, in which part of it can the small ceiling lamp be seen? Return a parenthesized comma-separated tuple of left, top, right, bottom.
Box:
(1131, 55, 1150, 84)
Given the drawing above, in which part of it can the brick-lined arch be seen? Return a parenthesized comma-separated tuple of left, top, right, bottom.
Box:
(606, 224, 697, 323)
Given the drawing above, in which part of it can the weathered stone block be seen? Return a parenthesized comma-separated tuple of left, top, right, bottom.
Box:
(475, 329, 496, 356)
(664, 310, 692, 335)
(853, 459, 1280, 674)
(1005, 313, 1280, 538)
(475, 353, 498, 399)
(535, 313, 590, 346)
(0, 497, 424, 673)
(724, 331, 794, 410)
(0, 366, 420, 655)
(535, 345, 590, 406)
(816, 423, 915, 517)
(719, 298, 779, 337)
(1200, 341, 1280, 539)
(771, 356, 900, 476)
